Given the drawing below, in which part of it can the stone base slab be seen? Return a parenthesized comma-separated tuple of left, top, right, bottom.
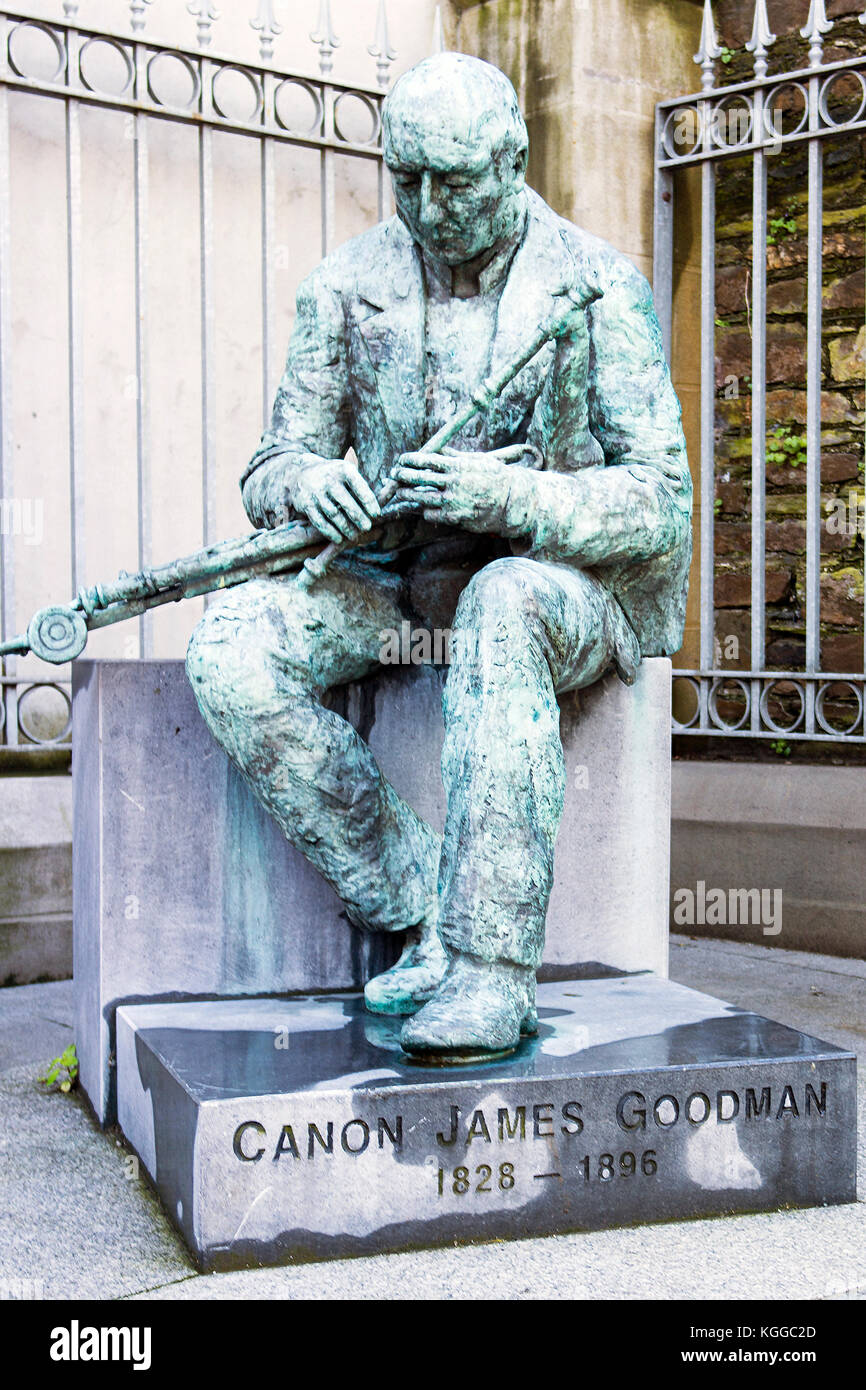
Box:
(116, 977, 857, 1270)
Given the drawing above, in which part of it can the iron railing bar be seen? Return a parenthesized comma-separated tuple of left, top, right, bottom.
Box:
(804, 65, 824, 737)
(260, 75, 275, 434)
(699, 99, 716, 675)
(674, 668, 866, 679)
(674, 731, 866, 742)
(0, 76, 385, 156)
(198, 70, 216, 554)
(652, 103, 674, 364)
(750, 90, 768, 732)
(0, 35, 16, 745)
(321, 83, 335, 256)
(658, 117, 866, 168)
(133, 43, 151, 657)
(658, 50, 866, 110)
(65, 37, 84, 603)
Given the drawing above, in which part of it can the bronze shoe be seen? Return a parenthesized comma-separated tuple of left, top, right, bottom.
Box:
(399, 954, 537, 1063)
(363, 909, 450, 1016)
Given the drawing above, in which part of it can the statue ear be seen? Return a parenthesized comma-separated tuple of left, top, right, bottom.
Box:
(511, 146, 528, 190)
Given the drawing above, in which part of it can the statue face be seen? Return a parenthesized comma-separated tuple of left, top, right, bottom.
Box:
(387, 141, 526, 267)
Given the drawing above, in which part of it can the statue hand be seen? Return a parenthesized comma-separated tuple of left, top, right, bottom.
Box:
(292, 459, 382, 545)
(392, 445, 528, 533)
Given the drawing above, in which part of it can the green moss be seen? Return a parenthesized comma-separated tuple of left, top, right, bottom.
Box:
(766, 425, 807, 469)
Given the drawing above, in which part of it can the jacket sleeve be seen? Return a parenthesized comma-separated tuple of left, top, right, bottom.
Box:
(501, 259, 692, 566)
(240, 263, 354, 525)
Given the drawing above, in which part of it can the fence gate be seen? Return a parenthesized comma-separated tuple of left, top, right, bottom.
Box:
(0, 0, 398, 755)
(654, 0, 866, 744)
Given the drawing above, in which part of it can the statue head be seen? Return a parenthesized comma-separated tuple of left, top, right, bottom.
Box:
(382, 53, 529, 267)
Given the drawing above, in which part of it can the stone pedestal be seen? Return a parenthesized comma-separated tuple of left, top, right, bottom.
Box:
(116, 977, 857, 1270)
(74, 657, 671, 1123)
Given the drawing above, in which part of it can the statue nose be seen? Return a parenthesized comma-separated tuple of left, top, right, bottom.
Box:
(418, 172, 443, 228)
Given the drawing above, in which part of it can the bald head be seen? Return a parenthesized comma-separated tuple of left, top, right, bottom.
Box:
(382, 54, 529, 268)
(383, 53, 528, 172)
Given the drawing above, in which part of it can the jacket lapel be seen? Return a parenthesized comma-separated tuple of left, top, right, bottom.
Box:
(348, 197, 579, 473)
(351, 219, 427, 483)
(486, 195, 577, 443)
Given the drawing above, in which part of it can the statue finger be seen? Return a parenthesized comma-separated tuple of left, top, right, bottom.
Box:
(342, 470, 381, 518)
(396, 451, 449, 473)
(329, 484, 374, 532)
(393, 466, 448, 490)
(419, 493, 447, 513)
(390, 485, 431, 511)
(305, 503, 344, 545)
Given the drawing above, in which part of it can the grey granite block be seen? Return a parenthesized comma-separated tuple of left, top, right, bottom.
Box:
(116, 977, 857, 1270)
(74, 657, 671, 1122)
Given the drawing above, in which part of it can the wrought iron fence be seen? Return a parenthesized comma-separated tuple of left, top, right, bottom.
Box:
(0, 0, 420, 750)
(654, 0, 866, 742)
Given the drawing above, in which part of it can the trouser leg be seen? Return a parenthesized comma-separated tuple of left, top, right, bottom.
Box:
(185, 563, 441, 935)
(438, 557, 629, 969)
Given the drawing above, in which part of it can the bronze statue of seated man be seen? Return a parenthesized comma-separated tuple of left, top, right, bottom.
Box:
(186, 53, 691, 1063)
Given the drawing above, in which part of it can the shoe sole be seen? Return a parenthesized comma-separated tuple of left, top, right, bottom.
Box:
(401, 1044, 520, 1066)
(401, 1009, 537, 1065)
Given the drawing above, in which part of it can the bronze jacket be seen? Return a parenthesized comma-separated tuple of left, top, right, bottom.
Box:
(241, 187, 693, 662)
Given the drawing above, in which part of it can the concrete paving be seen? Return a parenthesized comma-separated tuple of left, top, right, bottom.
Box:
(1, 937, 863, 1301)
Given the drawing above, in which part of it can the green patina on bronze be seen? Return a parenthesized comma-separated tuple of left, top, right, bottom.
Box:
(189, 53, 692, 1062)
(6, 54, 692, 1063)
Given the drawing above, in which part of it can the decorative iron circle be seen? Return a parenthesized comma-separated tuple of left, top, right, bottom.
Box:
(17, 682, 72, 745)
(815, 680, 864, 736)
(7, 20, 65, 83)
(211, 64, 263, 123)
(818, 68, 866, 130)
(147, 50, 201, 110)
(763, 82, 809, 140)
(26, 607, 88, 664)
(671, 675, 701, 730)
(710, 95, 753, 150)
(274, 78, 323, 137)
(758, 678, 805, 735)
(78, 36, 135, 97)
(662, 105, 703, 160)
(333, 91, 381, 147)
(708, 677, 750, 732)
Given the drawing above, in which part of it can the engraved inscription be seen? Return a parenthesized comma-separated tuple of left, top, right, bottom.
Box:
(232, 1115, 403, 1162)
(437, 1163, 516, 1195)
(615, 1082, 828, 1131)
(577, 1150, 658, 1181)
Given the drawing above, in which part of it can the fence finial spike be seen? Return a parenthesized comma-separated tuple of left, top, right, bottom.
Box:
(431, 5, 446, 56)
(694, 0, 721, 92)
(800, 0, 833, 67)
(129, 0, 154, 34)
(188, 1, 219, 50)
(311, 0, 341, 76)
(746, 0, 776, 78)
(368, 0, 397, 91)
(251, 1, 283, 64)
